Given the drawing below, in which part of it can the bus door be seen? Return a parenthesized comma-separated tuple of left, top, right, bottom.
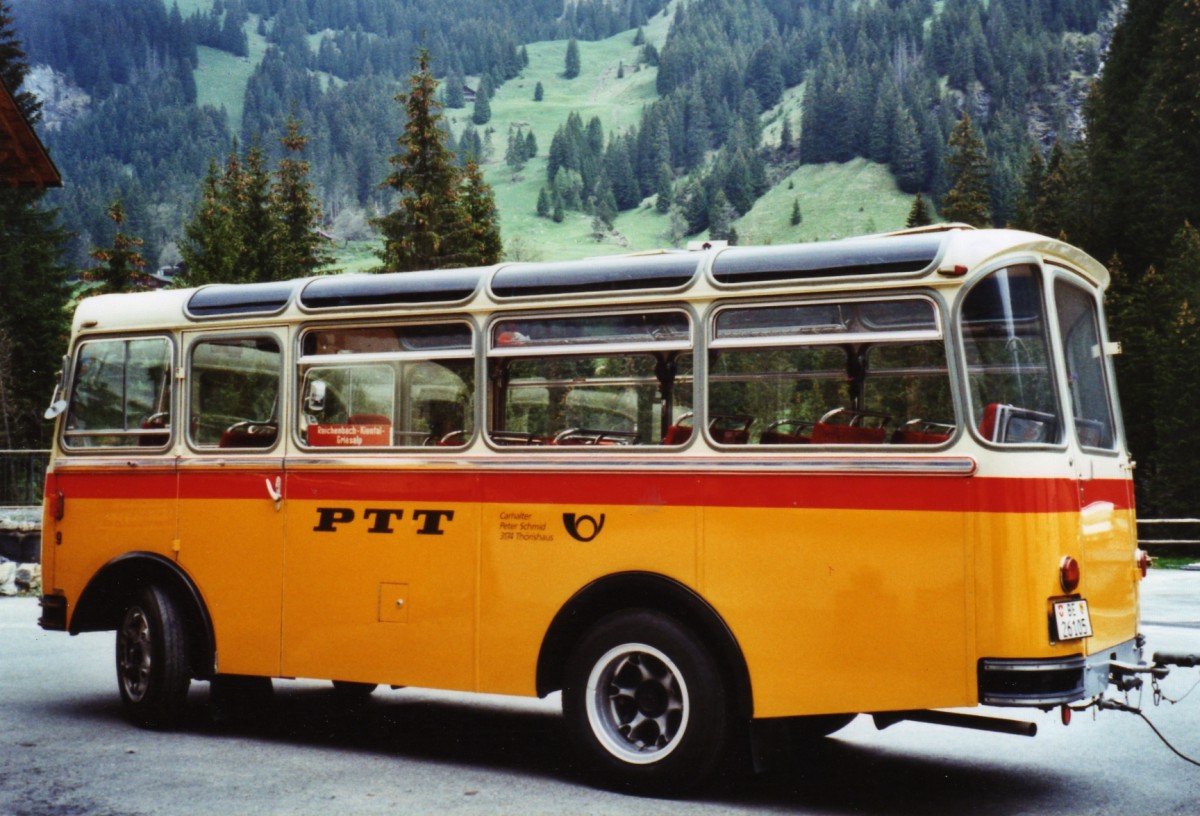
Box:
(281, 329, 479, 691)
(175, 330, 288, 677)
(1052, 280, 1139, 649)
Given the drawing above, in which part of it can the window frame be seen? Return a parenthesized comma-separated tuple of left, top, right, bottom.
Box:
(705, 293, 954, 449)
(956, 261, 1067, 450)
(1048, 269, 1122, 456)
(60, 333, 176, 453)
(484, 306, 696, 450)
(294, 317, 477, 452)
(185, 331, 286, 455)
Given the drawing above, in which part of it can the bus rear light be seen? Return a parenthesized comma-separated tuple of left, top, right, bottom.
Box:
(1136, 549, 1151, 579)
(1059, 556, 1081, 593)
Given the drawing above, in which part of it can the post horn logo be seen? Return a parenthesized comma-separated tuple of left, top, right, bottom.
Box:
(562, 512, 606, 543)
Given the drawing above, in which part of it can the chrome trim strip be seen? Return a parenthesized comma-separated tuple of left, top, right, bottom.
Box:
(49, 458, 178, 473)
(281, 455, 977, 476)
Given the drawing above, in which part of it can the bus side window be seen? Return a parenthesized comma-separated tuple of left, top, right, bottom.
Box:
(296, 323, 476, 449)
(708, 346, 850, 445)
(862, 342, 955, 445)
(63, 337, 173, 449)
(486, 311, 693, 448)
(493, 354, 663, 446)
(189, 337, 281, 450)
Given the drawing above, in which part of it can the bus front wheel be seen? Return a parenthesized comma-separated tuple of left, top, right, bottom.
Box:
(563, 610, 733, 796)
(116, 585, 191, 729)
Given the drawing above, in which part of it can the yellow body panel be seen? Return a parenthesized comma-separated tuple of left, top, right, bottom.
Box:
(177, 497, 284, 676)
(281, 499, 479, 690)
(705, 507, 972, 717)
(477, 501, 699, 695)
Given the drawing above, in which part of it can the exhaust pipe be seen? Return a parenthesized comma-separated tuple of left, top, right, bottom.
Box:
(872, 709, 1038, 737)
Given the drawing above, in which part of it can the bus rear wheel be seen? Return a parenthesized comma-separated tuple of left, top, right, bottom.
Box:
(563, 610, 733, 796)
(116, 585, 191, 729)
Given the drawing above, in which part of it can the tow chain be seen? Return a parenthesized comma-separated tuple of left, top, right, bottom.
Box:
(1069, 656, 1200, 767)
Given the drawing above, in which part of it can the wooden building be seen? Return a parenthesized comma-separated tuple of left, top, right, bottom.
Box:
(0, 78, 60, 188)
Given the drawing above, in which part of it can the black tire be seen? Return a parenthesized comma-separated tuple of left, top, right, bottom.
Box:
(116, 585, 192, 729)
(563, 610, 734, 796)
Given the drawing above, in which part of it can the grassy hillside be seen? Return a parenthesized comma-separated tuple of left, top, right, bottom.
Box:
(447, 9, 675, 260)
(194, 14, 270, 134)
(186, 0, 922, 265)
(737, 159, 919, 245)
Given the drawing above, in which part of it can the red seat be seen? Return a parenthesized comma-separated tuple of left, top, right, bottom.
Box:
(811, 423, 888, 444)
(662, 424, 693, 445)
(760, 419, 814, 445)
(979, 403, 1002, 442)
(891, 419, 954, 445)
(708, 414, 754, 445)
(809, 408, 890, 445)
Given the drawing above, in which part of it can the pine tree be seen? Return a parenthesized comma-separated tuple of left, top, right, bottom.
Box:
(445, 72, 465, 109)
(271, 117, 333, 280)
(940, 113, 992, 227)
(1034, 140, 1069, 239)
(779, 116, 794, 154)
(745, 39, 784, 111)
(906, 193, 933, 227)
(461, 160, 502, 266)
(790, 198, 802, 226)
(564, 38, 581, 79)
(891, 109, 925, 193)
(0, 0, 71, 447)
(655, 162, 673, 214)
(1011, 145, 1045, 232)
(505, 127, 526, 171)
(373, 49, 474, 271)
(472, 86, 492, 126)
(1152, 223, 1200, 514)
(84, 199, 147, 294)
(534, 81, 544, 102)
(708, 189, 736, 242)
(180, 158, 242, 286)
(238, 140, 276, 283)
(536, 187, 550, 218)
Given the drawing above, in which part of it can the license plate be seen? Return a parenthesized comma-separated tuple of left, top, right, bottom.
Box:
(1053, 599, 1093, 641)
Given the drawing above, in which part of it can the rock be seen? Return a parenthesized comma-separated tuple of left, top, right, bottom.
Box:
(0, 559, 16, 596)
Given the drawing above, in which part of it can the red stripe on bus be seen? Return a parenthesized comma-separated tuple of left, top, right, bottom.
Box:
(51, 469, 1134, 513)
(53, 471, 177, 500)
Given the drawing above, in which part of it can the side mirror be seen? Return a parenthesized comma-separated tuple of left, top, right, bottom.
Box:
(304, 380, 327, 414)
(44, 359, 70, 420)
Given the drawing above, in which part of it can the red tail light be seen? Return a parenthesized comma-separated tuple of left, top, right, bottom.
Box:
(1136, 549, 1151, 579)
(1059, 555, 1081, 593)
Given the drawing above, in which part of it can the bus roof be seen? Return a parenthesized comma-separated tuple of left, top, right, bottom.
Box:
(69, 227, 1108, 335)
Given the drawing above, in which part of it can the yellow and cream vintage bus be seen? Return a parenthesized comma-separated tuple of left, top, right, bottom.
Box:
(40, 226, 1146, 793)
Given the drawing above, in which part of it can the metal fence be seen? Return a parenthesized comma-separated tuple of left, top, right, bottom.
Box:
(0, 449, 50, 506)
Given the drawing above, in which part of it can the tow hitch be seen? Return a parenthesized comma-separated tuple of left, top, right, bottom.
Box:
(1065, 650, 1200, 767)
